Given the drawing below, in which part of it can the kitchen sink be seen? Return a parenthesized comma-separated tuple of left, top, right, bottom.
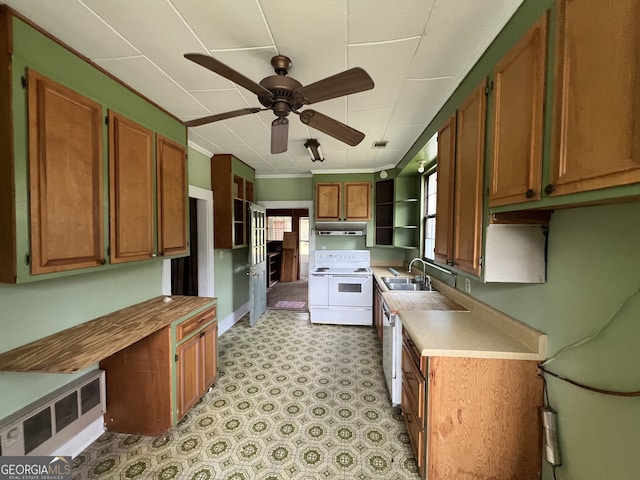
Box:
(381, 277, 438, 292)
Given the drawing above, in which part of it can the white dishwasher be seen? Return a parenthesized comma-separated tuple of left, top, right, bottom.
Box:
(382, 299, 402, 406)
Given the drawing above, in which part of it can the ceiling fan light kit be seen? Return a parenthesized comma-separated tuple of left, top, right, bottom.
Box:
(304, 139, 324, 162)
(184, 53, 374, 154)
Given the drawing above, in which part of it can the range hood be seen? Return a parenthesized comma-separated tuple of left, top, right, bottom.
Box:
(315, 221, 367, 236)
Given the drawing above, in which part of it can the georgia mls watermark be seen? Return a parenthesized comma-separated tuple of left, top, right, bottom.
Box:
(0, 456, 72, 480)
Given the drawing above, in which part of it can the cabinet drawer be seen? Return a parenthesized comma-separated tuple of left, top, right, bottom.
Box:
(401, 383, 425, 472)
(176, 306, 217, 342)
(401, 343, 425, 421)
(402, 329, 427, 374)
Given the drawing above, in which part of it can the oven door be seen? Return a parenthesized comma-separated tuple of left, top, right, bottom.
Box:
(328, 275, 373, 307)
(309, 274, 329, 306)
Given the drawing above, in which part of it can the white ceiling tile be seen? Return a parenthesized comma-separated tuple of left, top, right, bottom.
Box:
(348, 38, 420, 112)
(171, 0, 273, 50)
(94, 56, 207, 117)
(389, 77, 452, 126)
(6, 0, 525, 175)
(347, 0, 435, 44)
(189, 89, 254, 114)
(2, 0, 139, 59)
(260, 0, 346, 85)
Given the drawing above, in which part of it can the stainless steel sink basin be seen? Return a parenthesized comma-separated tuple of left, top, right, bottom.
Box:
(381, 277, 438, 292)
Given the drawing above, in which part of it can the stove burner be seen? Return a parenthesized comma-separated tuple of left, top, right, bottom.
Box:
(315, 267, 329, 272)
(354, 267, 368, 272)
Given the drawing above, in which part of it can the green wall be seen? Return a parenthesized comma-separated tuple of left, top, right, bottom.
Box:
(255, 176, 313, 201)
(188, 147, 211, 190)
(0, 262, 161, 418)
(459, 201, 640, 480)
(0, 16, 180, 418)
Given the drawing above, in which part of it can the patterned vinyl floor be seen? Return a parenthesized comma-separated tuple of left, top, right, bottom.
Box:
(72, 309, 420, 480)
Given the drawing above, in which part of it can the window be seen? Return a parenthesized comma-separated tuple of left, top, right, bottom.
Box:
(299, 217, 309, 255)
(423, 170, 437, 260)
(267, 216, 292, 241)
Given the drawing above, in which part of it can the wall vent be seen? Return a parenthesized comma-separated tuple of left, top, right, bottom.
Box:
(0, 370, 105, 456)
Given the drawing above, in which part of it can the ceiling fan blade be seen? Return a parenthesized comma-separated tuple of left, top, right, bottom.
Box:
(271, 117, 289, 154)
(294, 67, 374, 105)
(298, 110, 365, 146)
(184, 108, 262, 127)
(184, 53, 273, 99)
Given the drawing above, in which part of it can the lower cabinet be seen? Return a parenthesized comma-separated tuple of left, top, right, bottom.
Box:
(176, 320, 218, 420)
(401, 328, 542, 479)
(100, 304, 218, 436)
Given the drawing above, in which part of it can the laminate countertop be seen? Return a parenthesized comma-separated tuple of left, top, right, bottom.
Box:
(372, 266, 546, 361)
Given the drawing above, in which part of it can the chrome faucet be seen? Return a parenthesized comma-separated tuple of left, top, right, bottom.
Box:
(408, 257, 432, 290)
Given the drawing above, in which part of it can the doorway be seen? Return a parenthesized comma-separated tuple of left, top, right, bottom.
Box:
(162, 186, 215, 298)
(171, 197, 198, 295)
(265, 208, 309, 310)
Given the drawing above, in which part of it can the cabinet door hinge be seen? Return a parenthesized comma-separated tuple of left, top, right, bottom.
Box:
(484, 80, 494, 95)
(25, 253, 31, 265)
(175, 354, 179, 362)
(105, 115, 109, 125)
(107, 246, 111, 257)
(479, 256, 484, 267)
(21, 76, 27, 89)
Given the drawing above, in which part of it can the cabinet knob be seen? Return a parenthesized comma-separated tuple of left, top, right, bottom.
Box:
(525, 189, 535, 199)
(544, 184, 555, 195)
(100, 259, 106, 265)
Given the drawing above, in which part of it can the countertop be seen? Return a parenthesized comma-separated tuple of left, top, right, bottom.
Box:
(0, 295, 217, 373)
(372, 266, 546, 361)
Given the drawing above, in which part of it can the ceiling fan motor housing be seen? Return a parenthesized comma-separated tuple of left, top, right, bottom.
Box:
(259, 75, 304, 115)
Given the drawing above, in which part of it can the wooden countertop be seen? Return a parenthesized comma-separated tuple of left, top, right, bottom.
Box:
(372, 266, 546, 361)
(0, 295, 216, 374)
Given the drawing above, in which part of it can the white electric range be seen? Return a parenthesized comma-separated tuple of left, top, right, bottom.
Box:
(308, 250, 373, 326)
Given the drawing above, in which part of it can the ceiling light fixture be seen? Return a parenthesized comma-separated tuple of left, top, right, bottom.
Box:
(304, 138, 324, 162)
(417, 161, 426, 173)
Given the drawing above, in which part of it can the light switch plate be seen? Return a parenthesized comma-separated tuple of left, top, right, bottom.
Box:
(464, 278, 471, 294)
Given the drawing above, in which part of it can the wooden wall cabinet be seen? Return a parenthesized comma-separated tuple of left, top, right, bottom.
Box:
(401, 328, 543, 480)
(108, 111, 154, 263)
(27, 69, 105, 275)
(157, 135, 188, 257)
(434, 81, 486, 276)
(211, 154, 255, 249)
(101, 304, 218, 436)
(489, 13, 547, 207)
(548, 0, 640, 197)
(315, 181, 371, 221)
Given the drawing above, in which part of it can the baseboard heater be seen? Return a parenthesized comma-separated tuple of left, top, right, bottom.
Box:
(0, 370, 105, 456)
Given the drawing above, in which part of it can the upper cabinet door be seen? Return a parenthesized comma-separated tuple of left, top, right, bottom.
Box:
(549, 0, 640, 196)
(315, 182, 342, 221)
(27, 69, 104, 275)
(454, 81, 486, 276)
(434, 114, 456, 266)
(108, 111, 154, 263)
(344, 182, 371, 220)
(489, 13, 548, 207)
(156, 135, 187, 257)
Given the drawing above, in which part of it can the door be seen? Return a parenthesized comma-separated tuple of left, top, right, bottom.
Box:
(27, 69, 105, 274)
(176, 334, 201, 420)
(249, 204, 267, 326)
(328, 275, 373, 307)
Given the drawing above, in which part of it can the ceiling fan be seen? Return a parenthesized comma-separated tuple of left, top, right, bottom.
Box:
(183, 53, 375, 154)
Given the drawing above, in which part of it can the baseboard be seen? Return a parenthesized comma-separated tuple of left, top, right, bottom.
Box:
(218, 302, 250, 336)
(50, 417, 104, 458)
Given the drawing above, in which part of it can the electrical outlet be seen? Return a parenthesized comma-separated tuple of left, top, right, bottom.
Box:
(464, 278, 471, 294)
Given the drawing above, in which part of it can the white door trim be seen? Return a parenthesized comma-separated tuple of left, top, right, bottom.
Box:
(162, 185, 215, 298)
